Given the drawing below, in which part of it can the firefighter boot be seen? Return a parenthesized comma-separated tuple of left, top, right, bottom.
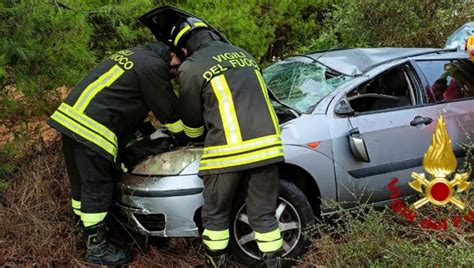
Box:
(196, 249, 226, 268)
(84, 222, 132, 266)
(260, 250, 282, 268)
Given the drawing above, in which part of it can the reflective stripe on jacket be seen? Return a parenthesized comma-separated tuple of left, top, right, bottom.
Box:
(48, 42, 181, 162)
(177, 33, 284, 175)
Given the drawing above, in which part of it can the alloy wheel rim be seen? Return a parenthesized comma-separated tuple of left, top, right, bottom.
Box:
(233, 197, 302, 259)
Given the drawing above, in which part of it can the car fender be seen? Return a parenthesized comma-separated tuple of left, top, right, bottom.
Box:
(283, 144, 337, 209)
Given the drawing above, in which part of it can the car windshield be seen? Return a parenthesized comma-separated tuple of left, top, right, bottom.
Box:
(263, 59, 350, 113)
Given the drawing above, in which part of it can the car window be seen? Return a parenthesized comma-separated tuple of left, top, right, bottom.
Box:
(416, 59, 474, 103)
(263, 60, 350, 113)
(347, 67, 415, 113)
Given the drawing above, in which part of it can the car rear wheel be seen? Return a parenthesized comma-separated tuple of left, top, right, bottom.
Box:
(230, 180, 314, 266)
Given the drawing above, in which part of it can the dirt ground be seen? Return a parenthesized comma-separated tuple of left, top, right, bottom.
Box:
(0, 127, 312, 267)
(0, 137, 201, 266)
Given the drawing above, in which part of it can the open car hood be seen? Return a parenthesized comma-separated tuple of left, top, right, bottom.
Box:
(139, 6, 230, 45)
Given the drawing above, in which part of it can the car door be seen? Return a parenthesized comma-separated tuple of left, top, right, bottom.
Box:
(329, 62, 441, 207)
(413, 57, 474, 167)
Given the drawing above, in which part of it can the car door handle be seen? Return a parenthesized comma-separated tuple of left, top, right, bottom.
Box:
(410, 116, 433, 126)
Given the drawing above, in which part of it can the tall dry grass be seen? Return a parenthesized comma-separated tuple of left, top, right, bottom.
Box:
(0, 140, 80, 266)
(301, 190, 474, 266)
(0, 137, 229, 267)
(2, 133, 474, 266)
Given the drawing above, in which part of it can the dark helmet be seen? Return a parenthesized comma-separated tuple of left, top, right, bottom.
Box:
(170, 17, 209, 47)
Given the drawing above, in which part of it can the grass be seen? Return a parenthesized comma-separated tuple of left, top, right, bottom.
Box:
(0, 136, 231, 266)
(0, 144, 18, 183)
(1, 135, 473, 266)
(301, 191, 474, 267)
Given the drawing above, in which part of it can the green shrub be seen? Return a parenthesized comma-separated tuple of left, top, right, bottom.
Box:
(0, 0, 339, 115)
(312, 0, 474, 49)
(1, 0, 95, 117)
(2, 0, 472, 107)
(177, 0, 336, 62)
(0, 143, 18, 181)
(306, 201, 474, 266)
(61, 0, 157, 57)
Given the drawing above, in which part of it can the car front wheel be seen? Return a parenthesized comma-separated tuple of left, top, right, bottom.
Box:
(230, 180, 315, 266)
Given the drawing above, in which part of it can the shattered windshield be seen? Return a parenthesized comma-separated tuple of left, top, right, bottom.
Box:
(263, 59, 350, 113)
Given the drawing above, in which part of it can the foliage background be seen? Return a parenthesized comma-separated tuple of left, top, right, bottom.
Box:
(0, 0, 474, 266)
(2, 0, 473, 112)
(1, 0, 469, 168)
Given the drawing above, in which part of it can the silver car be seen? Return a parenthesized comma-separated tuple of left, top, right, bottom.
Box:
(116, 48, 474, 265)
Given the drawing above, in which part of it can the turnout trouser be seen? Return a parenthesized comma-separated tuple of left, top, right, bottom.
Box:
(62, 135, 116, 227)
(202, 164, 283, 253)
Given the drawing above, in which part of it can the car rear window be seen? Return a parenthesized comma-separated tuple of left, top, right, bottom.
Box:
(416, 59, 474, 103)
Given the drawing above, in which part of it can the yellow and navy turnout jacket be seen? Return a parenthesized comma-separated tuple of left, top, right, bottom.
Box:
(177, 31, 284, 175)
(48, 42, 181, 163)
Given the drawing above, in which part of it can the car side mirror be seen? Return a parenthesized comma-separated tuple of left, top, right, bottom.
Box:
(335, 99, 355, 116)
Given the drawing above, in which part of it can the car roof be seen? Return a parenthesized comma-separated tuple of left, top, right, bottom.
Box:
(296, 48, 461, 76)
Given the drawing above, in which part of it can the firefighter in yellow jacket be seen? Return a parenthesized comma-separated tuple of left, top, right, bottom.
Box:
(48, 42, 182, 265)
(170, 17, 284, 267)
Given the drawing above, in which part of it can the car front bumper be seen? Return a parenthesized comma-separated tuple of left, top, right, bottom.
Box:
(116, 173, 204, 237)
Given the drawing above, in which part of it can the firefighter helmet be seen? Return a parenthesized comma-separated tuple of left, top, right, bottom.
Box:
(170, 17, 209, 47)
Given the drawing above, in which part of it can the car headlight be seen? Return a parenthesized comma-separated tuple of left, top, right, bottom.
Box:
(131, 148, 202, 176)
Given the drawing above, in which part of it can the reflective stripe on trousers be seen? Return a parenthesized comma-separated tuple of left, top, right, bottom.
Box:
(255, 228, 283, 252)
(81, 212, 108, 227)
(71, 199, 107, 227)
(203, 229, 230, 251)
(72, 198, 81, 216)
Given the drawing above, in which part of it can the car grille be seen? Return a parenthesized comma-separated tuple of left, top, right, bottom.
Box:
(134, 213, 166, 231)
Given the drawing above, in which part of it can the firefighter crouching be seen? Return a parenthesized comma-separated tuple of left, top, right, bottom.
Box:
(47, 42, 183, 265)
(170, 17, 285, 267)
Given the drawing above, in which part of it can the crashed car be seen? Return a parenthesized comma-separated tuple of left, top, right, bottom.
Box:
(116, 46, 474, 264)
(116, 7, 474, 264)
(445, 21, 474, 51)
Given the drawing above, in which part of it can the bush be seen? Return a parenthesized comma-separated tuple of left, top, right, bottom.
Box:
(60, 0, 157, 57)
(304, 198, 474, 266)
(1, 0, 95, 117)
(177, 0, 335, 62)
(312, 0, 474, 49)
(2, 0, 473, 111)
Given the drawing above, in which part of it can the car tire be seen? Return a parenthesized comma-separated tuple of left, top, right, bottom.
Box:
(229, 179, 315, 266)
